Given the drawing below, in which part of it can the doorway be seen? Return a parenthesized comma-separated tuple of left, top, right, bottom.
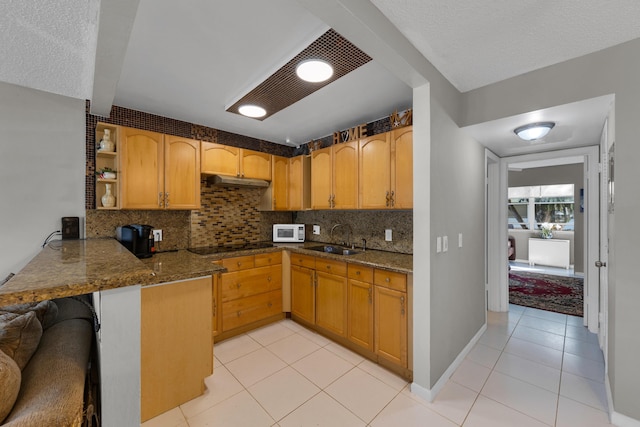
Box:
(487, 146, 601, 333)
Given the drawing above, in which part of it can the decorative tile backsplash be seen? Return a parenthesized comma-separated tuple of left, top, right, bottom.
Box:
(295, 210, 413, 254)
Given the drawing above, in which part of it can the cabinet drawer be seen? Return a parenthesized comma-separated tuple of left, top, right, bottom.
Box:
(291, 253, 316, 269)
(220, 255, 255, 272)
(316, 258, 347, 276)
(347, 264, 373, 282)
(254, 251, 282, 267)
(222, 290, 282, 331)
(374, 269, 407, 292)
(221, 265, 282, 302)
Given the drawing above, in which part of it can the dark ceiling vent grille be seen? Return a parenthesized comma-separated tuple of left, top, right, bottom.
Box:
(227, 29, 372, 120)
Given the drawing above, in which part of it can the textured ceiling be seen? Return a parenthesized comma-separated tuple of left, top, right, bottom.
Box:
(370, 0, 640, 92)
(0, 0, 99, 99)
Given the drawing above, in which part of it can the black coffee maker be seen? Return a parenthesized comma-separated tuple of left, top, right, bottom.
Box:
(116, 224, 155, 258)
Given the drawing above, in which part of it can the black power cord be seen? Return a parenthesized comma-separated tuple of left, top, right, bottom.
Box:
(42, 230, 62, 248)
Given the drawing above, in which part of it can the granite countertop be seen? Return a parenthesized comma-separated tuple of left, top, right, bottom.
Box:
(0, 239, 412, 307)
(139, 250, 226, 283)
(0, 239, 155, 306)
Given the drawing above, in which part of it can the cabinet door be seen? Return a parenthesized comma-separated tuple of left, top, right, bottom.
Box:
(272, 155, 288, 210)
(391, 126, 413, 209)
(141, 277, 213, 422)
(241, 149, 271, 180)
(374, 286, 407, 368)
(288, 156, 304, 210)
(332, 141, 359, 209)
(164, 135, 201, 209)
(120, 127, 164, 209)
(201, 142, 239, 176)
(315, 270, 348, 337)
(348, 278, 374, 351)
(310, 146, 332, 209)
(291, 265, 315, 324)
(359, 133, 391, 209)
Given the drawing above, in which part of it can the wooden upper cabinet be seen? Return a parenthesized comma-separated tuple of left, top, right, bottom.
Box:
(241, 149, 271, 180)
(120, 127, 164, 209)
(120, 127, 200, 210)
(201, 142, 271, 180)
(164, 135, 201, 209)
(311, 146, 332, 209)
(359, 133, 392, 209)
(391, 126, 413, 209)
(201, 142, 239, 176)
(289, 155, 310, 210)
(272, 155, 288, 210)
(332, 141, 359, 209)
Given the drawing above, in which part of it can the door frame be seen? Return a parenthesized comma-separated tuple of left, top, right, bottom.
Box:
(487, 145, 601, 333)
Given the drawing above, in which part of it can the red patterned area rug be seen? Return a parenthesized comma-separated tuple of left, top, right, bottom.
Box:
(509, 271, 583, 316)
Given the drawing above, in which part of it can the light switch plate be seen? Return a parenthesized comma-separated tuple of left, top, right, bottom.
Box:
(436, 236, 442, 253)
(458, 233, 463, 248)
(385, 229, 393, 241)
(443, 235, 448, 252)
(152, 229, 163, 242)
(313, 225, 320, 235)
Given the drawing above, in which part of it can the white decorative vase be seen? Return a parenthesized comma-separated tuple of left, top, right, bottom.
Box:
(101, 183, 116, 207)
(99, 129, 115, 152)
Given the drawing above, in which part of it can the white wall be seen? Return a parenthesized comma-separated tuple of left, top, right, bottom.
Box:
(0, 82, 85, 280)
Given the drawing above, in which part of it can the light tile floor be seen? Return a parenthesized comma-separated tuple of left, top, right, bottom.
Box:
(142, 305, 613, 426)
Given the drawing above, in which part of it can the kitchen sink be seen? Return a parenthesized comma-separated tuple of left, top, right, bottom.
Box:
(306, 245, 360, 256)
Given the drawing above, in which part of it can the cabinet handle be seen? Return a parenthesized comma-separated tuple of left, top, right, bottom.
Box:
(390, 190, 395, 208)
(267, 276, 272, 282)
(331, 194, 336, 208)
(165, 192, 169, 208)
(328, 195, 332, 206)
(356, 271, 360, 275)
(267, 302, 273, 308)
(236, 283, 241, 289)
(385, 277, 390, 282)
(237, 262, 242, 267)
(213, 300, 217, 316)
(158, 192, 164, 208)
(368, 287, 372, 303)
(400, 295, 405, 316)
(237, 311, 241, 317)
(385, 191, 390, 207)
(326, 265, 331, 270)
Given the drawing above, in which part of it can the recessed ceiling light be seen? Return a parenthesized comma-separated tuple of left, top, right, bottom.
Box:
(296, 59, 334, 83)
(238, 105, 267, 118)
(514, 122, 555, 141)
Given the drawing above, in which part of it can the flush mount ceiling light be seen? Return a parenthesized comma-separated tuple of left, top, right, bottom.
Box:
(296, 59, 334, 83)
(514, 122, 556, 141)
(238, 104, 267, 118)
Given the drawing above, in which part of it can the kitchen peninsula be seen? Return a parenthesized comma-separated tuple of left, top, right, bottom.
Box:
(1, 237, 412, 425)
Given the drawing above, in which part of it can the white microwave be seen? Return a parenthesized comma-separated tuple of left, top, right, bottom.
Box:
(273, 224, 305, 243)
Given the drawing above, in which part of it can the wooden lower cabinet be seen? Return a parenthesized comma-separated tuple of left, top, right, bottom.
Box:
(141, 276, 213, 422)
(315, 259, 348, 337)
(347, 264, 374, 351)
(291, 264, 315, 324)
(216, 252, 284, 339)
(374, 269, 408, 368)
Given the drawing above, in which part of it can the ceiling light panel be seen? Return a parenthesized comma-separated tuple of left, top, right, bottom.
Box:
(227, 29, 371, 120)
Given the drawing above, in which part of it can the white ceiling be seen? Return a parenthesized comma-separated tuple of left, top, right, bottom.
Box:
(1, 0, 637, 150)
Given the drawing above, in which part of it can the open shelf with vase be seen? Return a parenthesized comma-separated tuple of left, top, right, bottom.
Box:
(96, 123, 120, 209)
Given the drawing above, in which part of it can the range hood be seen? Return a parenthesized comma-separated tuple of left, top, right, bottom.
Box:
(205, 174, 269, 188)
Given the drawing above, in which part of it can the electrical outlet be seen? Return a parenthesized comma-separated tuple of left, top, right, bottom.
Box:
(385, 229, 393, 241)
(313, 225, 320, 235)
(152, 229, 163, 242)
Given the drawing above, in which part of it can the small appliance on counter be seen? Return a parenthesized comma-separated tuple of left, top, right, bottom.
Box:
(273, 224, 305, 243)
(116, 224, 155, 258)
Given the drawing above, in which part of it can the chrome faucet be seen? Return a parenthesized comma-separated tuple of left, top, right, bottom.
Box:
(361, 238, 366, 252)
(330, 223, 353, 248)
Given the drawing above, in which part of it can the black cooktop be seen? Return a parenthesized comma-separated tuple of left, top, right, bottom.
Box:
(187, 241, 274, 255)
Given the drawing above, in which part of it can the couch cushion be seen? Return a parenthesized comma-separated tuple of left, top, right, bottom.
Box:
(0, 349, 21, 423)
(0, 312, 43, 370)
(0, 300, 58, 329)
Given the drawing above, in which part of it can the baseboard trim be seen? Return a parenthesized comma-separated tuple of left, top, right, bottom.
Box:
(605, 376, 640, 427)
(410, 323, 487, 402)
